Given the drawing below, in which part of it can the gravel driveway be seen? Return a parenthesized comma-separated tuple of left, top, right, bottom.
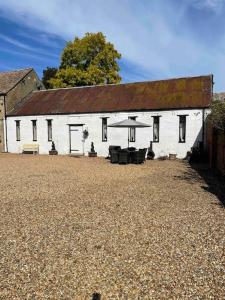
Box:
(0, 154, 224, 299)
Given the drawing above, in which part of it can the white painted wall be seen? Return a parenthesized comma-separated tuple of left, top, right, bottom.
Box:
(6, 109, 210, 158)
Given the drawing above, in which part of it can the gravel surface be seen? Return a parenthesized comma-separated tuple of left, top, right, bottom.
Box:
(0, 154, 224, 299)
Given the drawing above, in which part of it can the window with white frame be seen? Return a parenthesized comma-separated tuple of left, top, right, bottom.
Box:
(129, 116, 136, 142)
(153, 116, 160, 142)
(32, 120, 37, 141)
(16, 120, 20, 141)
(47, 119, 52, 141)
(102, 118, 108, 141)
(179, 115, 186, 143)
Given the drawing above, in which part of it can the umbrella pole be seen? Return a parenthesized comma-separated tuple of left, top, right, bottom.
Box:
(128, 128, 129, 148)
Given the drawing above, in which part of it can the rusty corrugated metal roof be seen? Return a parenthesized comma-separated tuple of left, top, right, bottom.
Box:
(0, 68, 33, 94)
(8, 75, 213, 116)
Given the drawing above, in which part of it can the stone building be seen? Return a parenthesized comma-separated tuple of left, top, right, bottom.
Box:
(0, 68, 44, 152)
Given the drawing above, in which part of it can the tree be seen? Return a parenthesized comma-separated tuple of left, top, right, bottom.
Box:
(48, 32, 121, 88)
(42, 67, 58, 89)
(209, 100, 225, 131)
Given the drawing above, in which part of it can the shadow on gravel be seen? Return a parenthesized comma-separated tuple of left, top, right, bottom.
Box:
(175, 162, 225, 208)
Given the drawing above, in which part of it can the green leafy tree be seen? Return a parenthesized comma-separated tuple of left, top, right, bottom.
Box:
(209, 100, 225, 131)
(42, 67, 58, 89)
(48, 32, 121, 88)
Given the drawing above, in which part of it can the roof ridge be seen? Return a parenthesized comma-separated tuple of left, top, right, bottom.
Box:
(33, 74, 213, 93)
(0, 67, 33, 74)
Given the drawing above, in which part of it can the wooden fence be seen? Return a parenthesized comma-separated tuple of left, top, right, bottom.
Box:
(206, 123, 225, 175)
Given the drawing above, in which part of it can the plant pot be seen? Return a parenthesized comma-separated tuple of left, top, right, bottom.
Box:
(88, 152, 97, 157)
(169, 153, 177, 160)
(49, 150, 58, 155)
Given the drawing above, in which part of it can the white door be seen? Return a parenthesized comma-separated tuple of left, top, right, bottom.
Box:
(69, 126, 83, 154)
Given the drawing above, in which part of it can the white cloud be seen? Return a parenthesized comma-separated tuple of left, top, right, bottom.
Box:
(0, 0, 224, 90)
(192, 0, 225, 12)
(16, 30, 64, 49)
(0, 33, 35, 51)
(0, 33, 58, 58)
(0, 45, 57, 62)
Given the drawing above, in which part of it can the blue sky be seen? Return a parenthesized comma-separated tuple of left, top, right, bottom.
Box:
(0, 0, 225, 91)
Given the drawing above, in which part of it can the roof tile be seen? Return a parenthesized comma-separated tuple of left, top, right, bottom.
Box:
(0, 68, 33, 94)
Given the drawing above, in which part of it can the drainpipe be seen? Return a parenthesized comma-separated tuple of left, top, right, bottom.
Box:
(202, 108, 205, 149)
(3, 94, 8, 152)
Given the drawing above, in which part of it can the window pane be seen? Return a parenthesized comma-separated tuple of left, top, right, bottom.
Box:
(102, 118, 107, 141)
(129, 117, 136, 142)
(32, 120, 37, 141)
(47, 120, 52, 141)
(16, 121, 20, 141)
(153, 117, 159, 142)
(130, 127, 135, 142)
(179, 116, 186, 142)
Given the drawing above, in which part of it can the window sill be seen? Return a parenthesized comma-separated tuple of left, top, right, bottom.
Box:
(152, 140, 159, 143)
(102, 140, 107, 142)
(179, 141, 186, 143)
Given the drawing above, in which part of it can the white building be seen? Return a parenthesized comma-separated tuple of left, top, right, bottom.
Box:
(6, 75, 213, 158)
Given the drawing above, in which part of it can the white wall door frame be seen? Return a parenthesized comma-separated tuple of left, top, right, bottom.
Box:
(68, 124, 84, 154)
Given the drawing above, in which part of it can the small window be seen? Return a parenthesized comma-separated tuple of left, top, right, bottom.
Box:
(16, 120, 20, 141)
(47, 119, 52, 141)
(153, 116, 160, 142)
(129, 116, 136, 142)
(102, 118, 107, 141)
(179, 115, 186, 143)
(32, 120, 37, 141)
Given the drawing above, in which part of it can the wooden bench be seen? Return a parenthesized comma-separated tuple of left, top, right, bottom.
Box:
(22, 144, 39, 154)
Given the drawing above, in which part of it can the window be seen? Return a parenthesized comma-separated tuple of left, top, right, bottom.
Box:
(102, 118, 107, 141)
(153, 116, 160, 142)
(32, 120, 37, 141)
(16, 120, 20, 141)
(179, 115, 186, 143)
(47, 119, 52, 141)
(129, 116, 136, 142)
